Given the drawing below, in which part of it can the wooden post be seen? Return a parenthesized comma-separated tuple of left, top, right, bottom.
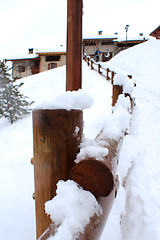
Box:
(106, 68, 109, 81)
(111, 71, 114, 84)
(91, 59, 94, 70)
(66, 0, 83, 91)
(112, 85, 123, 107)
(33, 109, 83, 239)
(98, 64, 101, 74)
(87, 56, 90, 66)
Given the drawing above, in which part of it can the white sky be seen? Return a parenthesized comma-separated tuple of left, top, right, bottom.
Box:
(0, 0, 159, 59)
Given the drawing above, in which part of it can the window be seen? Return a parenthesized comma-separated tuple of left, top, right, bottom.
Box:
(45, 55, 60, 61)
(19, 65, 25, 72)
(101, 41, 113, 45)
(48, 63, 57, 70)
(84, 42, 96, 46)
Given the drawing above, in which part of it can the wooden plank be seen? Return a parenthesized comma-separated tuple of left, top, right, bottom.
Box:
(66, 0, 83, 91)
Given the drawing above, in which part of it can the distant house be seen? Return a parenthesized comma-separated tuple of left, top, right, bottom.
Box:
(6, 32, 147, 79)
(83, 32, 117, 62)
(35, 47, 66, 72)
(149, 25, 160, 39)
(6, 47, 66, 79)
(83, 31, 147, 62)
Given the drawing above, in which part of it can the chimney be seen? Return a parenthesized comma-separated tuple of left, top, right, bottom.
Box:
(28, 48, 34, 54)
(98, 30, 103, 35)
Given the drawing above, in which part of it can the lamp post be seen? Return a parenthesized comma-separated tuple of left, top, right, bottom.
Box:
(125, 24, 129, 48)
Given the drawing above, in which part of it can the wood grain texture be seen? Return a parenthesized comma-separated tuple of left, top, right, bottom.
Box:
(66, 0, 83, 91)
(33, 109, 83, 239)
(112, 85, 123, 106)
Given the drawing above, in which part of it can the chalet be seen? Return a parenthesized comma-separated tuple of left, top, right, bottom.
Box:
(83, 31, 147, 62)
(7, 49, 40, 79)
(7, 33, 147, 79)
(6, 46, 66, 79)
(35, 47, 66, 72)
(149, 25, 160, 39)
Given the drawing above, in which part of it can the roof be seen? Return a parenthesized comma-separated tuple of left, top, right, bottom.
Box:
(83, 34, 117, 41)
(6, 53, 39, 61)
(83, 35, 147, 43)
(149, 25, 160, 39)
(35, 47, 66, 55)
(114, 36, 147, 43)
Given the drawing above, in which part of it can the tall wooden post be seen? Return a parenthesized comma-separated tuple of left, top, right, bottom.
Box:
(66, 0, 83, 91)
(33, 1, 84, 239)
(112, 85, 123, 107)
(33, 110, 83, 239)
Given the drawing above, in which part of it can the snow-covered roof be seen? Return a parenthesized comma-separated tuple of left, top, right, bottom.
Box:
(83, 34, 117, 40)
(115, 36, 147, 42)
(6, 53, 39, 61)
(35, 46, 66, 55)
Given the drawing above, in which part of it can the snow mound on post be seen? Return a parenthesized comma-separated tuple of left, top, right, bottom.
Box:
(45, 180, 102, 240)
(36, 89, 93, 110)
(114, 72, 134, 95)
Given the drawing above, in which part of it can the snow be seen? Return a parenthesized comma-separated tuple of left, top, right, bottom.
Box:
(113, 72, 134, 95)
(0, 39, 160, 240)
(6, 53, 39, 61)
(35, 46, 66, 54)
(36, 89, 93, 111)
(45, 180, 102, 240)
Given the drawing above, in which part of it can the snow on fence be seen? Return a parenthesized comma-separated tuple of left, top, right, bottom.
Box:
(83, 54, 135, 109)
(32, 60, 135, 240)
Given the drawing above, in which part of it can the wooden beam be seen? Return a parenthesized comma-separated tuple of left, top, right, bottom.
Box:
(66, 0, 83, 91)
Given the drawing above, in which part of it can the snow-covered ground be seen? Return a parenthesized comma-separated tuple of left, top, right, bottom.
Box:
(0, 39, 160, 240)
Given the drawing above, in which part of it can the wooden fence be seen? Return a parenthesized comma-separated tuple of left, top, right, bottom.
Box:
(32, 55, 135, 240)
(83, 54, 134, 109)
(83, 55, 133, 81)
(83, 55, 115, 84)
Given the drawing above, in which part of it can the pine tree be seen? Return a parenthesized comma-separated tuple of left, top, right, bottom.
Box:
(0, 60, 34, 124)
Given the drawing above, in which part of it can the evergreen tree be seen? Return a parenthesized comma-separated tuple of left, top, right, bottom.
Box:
(0, 60, 34, 124)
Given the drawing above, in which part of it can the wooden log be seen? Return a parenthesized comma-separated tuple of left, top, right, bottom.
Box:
(112, 85, 123, 107)
(37, 184, 118, 240)
(76, 177, 119, 240)
(33, 109, 83, 239)
(66, 0, 83, 91)
(37, 136, 121, 240)
(68, 137, 121, 239)
(69, 137, 120, 199)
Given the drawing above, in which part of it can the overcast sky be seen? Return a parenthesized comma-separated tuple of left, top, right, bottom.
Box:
(0, 0, 159, 59)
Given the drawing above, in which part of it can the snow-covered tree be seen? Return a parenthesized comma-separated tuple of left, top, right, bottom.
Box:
(0, 60, 34, 124)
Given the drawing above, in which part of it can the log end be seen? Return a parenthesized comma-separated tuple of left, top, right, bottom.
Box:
(69, 159, 114, 199)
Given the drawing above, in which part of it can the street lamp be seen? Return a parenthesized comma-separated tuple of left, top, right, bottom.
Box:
(125, 24, 129, 48)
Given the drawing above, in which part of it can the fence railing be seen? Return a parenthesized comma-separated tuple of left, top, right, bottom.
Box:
(83, 55, 115, 83)
(83, 54, 135, 110)
(33, 55, 136, 240)
(83, 54, 133, 85)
